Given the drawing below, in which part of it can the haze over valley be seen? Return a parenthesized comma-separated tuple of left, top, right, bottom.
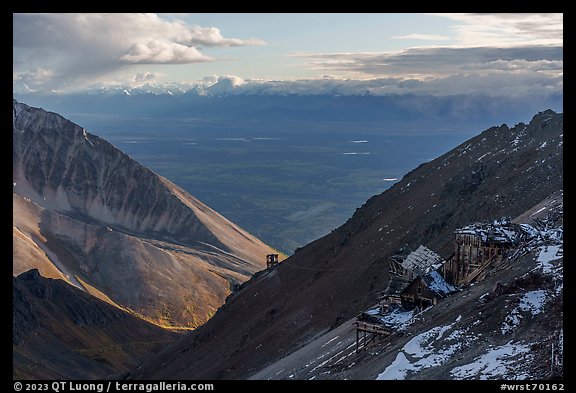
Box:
(14, 93, 561, 254)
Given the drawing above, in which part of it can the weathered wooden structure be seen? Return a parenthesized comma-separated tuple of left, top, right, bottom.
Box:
(355, 218, 527, 354)
(379, 293, 403, 313)
(357, 246, 457, 351)
(400, 270, 456, 309)
(266, 254, 279, 269)
(355, 313, 393, 352)
(379, 245, 443, 312)
(443, 218, 519, 285)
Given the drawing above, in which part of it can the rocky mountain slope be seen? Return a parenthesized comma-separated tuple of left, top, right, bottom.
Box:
(127, 109, 562, 379)
(13, 100, 278, 329)
(250, 192, 563, 380)
(13, 269, 179, 379)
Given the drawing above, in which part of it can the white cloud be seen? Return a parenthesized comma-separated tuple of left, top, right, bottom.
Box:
(463, 59, 563, 72)
(13, 13, 562, 99)
(297, 46, 562, 78)
(133, 72, 163, 83)
(206, 75, 245, 94)
(12, 68, 55, 92)
(201, 75, 220, 85)
(432, 13, 563, 47)
(16, 70, 562, 100)
(119, 39, 212, 64)
(147, 71, 557, 98)
(292, 13, 562, 91)
(186, 25, 265, 47)
(392, 34, 450, 40)
(13, 13, 264, 92)
(288, 43, 562, 98)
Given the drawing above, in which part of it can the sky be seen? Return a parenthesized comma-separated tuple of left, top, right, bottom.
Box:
(13, 13, 563, 96)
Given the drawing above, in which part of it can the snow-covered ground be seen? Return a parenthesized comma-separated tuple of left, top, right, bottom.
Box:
(377, 315, 463, 380)
(376, 238, 563, 379)
(450, 342, 533, 380)
(250, 200, 563, 381)
(365, 306, 416, 330)
(537, 245, 563, 274)
(501, 290, 547, 335)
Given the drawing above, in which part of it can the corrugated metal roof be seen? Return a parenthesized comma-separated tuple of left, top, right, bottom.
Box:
(401, 245, 443, 275)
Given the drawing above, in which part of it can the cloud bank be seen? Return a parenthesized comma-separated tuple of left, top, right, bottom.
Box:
(13, 13, 562, 100)
(298, 46, 562, 78)
(434, 13, 563, 47)
(13, 13, 264, 92)
(288, 12, 562, 98)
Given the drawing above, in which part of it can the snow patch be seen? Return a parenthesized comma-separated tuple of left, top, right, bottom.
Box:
(376, 315, 463, 380)
(450, 342, 532, 380)
(501, 290, 547, 335)
(537, 245, 562, 273)
(425, 270, 457, 295)
(530, 206, 548, 217)
(477, 152, 490, 162)
(321, 336, 339, 348)
(377, 352, 411, 380)
(378, 309, 415, 330)
(82, 129, 94, 147)
(518, 290, 546, 315)
(511, 130, 526, 146)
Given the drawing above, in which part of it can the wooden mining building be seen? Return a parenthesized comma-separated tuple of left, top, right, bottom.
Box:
(355, 218, 521, 352)
(383, 219, 519, 308)
(379, 245, 446, 312)
(442, 218, 519, 285)
(356, 245, 455, 352)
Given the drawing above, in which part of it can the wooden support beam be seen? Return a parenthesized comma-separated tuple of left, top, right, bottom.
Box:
(355, 321, 392, 353)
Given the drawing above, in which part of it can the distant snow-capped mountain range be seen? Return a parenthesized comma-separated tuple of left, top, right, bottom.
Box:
(16, 73, 564, 99)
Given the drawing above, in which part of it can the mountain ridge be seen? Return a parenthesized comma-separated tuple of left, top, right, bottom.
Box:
(13, 269, 179, 379)
(13, 100, 279, 329)
(127, 109, 562, 379)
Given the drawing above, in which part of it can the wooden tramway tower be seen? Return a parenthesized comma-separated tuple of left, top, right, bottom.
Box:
(266, 254, 279, 269)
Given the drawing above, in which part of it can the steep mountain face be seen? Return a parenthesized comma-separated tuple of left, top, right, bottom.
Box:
(13, 100, 278, 328)
(127, 110, 562, 379)
(13, 269, 179, 379)
(249, 193, 563, 380)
